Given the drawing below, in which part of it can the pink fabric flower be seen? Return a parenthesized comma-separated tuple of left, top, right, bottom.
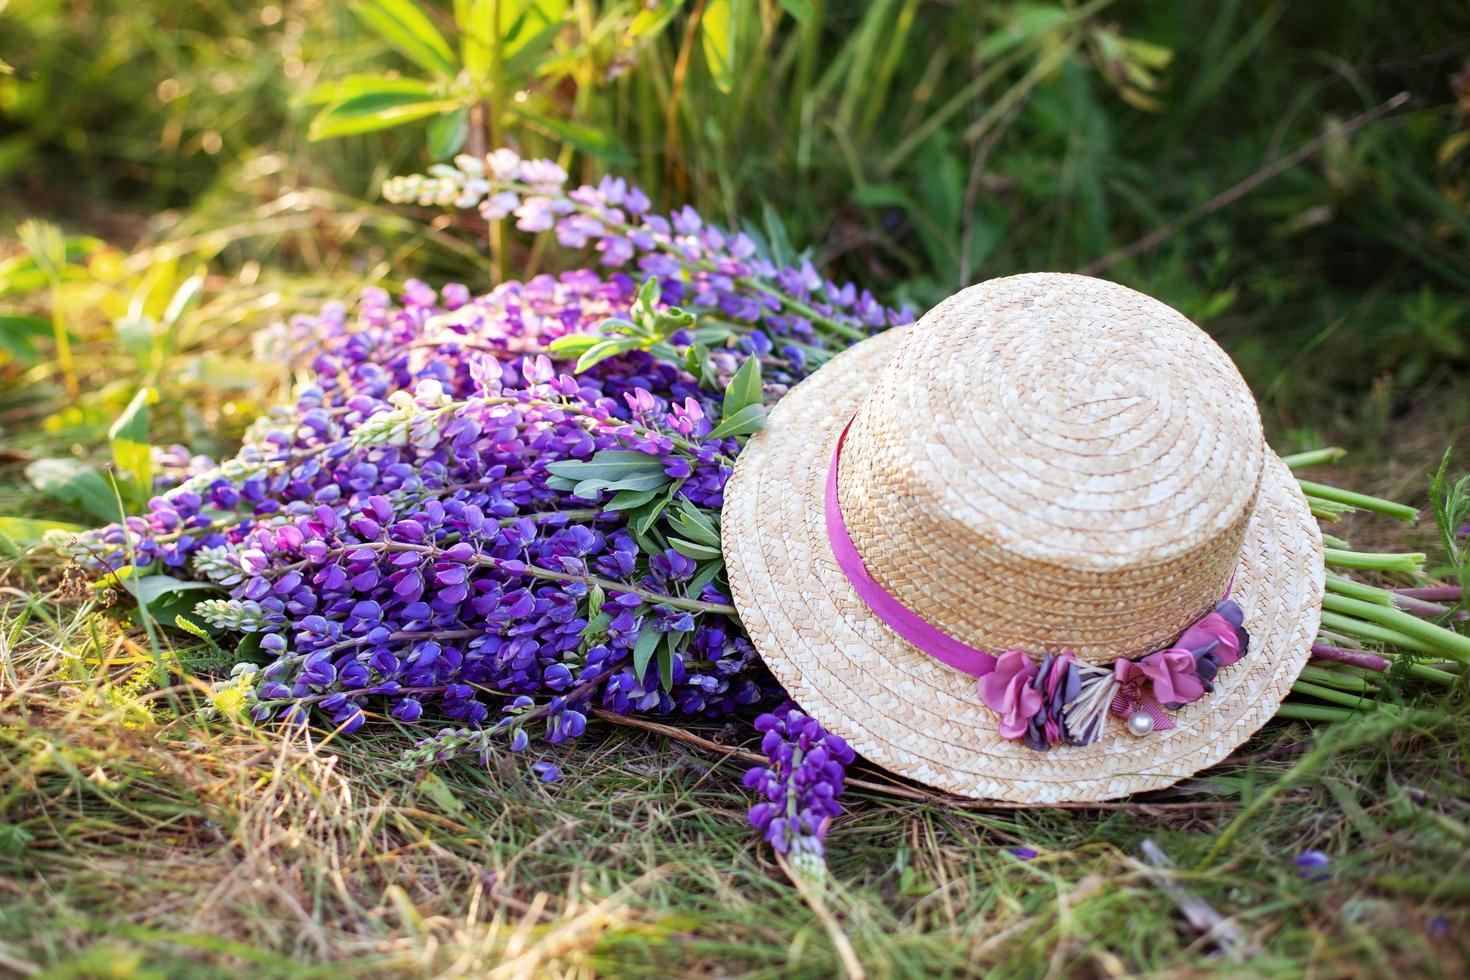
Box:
(979, 650, 1042, 740)
(1136, 647, 1206, 705)
(1175, 611, 1243, 667)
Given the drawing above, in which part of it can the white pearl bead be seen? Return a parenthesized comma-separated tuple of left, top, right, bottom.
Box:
(1127, 712, 1155, 737)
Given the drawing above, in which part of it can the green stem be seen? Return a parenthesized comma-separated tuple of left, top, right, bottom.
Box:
(1322, 593, 1470, 664)
(1325, 574, 1392, 605)
(1298, 479, 1419, 522)
(1281, 448, 1346, 469)
(1273, 702, 1358, 722)
(1297, 664, 1379, 693)
(1323, 547, 1425, 575)
(1291, 679, 1387, 711)
(1319, 611, 1439, 656)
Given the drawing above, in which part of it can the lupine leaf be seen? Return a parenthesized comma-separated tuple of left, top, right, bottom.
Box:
(572, 472, 671, 498)
(507, 105, 633, 164)
(309, 92, 463, 140)
(426, 106, 469, 159)
(722, 354, 762, 419)
(604, 488, 659, 512)
(574, 337, 643, 373)
(669, 537, 722, 561)
(701, 0, 736, 94)
(778, 0, 814, 22)
(0, 314, 50, 365)
(298, 74, 436, 106)
(657, 630, 678, 691)
(707, 403, 767, 439)
(633, 626, 662, 678)
(687, 559, 725, 597)
(546, 451, 666, 483)
(108, 388, 153, 508)
(350, 0, 458, 78)
(546, 334, 601, 357)
(25, 459, 119, 523)
(0, 517, 85, 552)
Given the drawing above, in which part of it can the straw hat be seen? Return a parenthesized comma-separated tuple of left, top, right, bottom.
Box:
(722, 273, 1324, 803)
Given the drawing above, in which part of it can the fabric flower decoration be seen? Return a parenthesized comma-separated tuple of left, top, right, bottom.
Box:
(979, 650, 1043, 740)
(1136, 647, 1206, 706)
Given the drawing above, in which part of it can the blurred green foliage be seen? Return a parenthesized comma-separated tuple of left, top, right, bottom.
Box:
(1, 0, 1468, 453)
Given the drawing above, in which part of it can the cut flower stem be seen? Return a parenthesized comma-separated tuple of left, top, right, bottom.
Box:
(1298, 479, 1419, 522)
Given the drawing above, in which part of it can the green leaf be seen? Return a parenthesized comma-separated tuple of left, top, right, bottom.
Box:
(657, 631, 678, 691)
(706, 402, 767, 440)
(453, 0, 490, 79)
(571, 472, 672, 498)
(669, 537, 722, 561)
(350, 0, 459, 77)
(581, 610, 611, 639)
(298, 74, 436, 106)
(701, 0, 736, 93)
(507, 105, 633, 165)
(309, 92, 464, 140)
(633, 626, 662, 679)
(25, 458, 120, 523)
(109, 388, 153, 507)
(118, 573, 219, 607)
(417, 771, 468, 815)
(0, 517, 85, 552)
(546, 333, 602, 357)
(546, 450, 666, 483)
(503, 9, 571, 67)
(667, 499, 721, 546)
(427, 106, 469, 159)
(0, 313, 50, 365)
(604, 488, 659, 512)
(574, 337, 642, 373)
(721, 354, 762, 420)
(778, 0, 814, 22)
(687, 559, 724, 597)
(630, 524, 663, 559)
(633, 483, 681, 536)
(630, 1, 683, 39)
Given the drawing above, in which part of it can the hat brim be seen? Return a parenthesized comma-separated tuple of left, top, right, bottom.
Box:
(722, 326, 1325, 803)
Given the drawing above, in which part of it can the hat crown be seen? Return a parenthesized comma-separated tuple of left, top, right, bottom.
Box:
(836, 273, 1265, 663)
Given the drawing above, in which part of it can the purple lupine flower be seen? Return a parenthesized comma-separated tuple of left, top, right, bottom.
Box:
(1294, 850, 1330, 881)
(72, 158, 909, 806)
(743, 704, 854, 857)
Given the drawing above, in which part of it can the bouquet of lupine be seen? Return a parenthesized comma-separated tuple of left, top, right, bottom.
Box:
(61, 149, 1469, 869)
(64, 150, 905, 862)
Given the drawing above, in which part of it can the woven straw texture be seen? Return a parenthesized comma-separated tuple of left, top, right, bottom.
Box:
(722, 273, 1324, 802)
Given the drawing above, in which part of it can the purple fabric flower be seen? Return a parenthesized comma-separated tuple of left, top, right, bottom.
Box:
(979, 650, 1043, 740)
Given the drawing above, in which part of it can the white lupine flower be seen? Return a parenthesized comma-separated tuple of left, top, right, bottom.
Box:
(454, 153, 485, 178)
(487, 148, 521, 180)
(196, 598, 272, 632)
(193, 545, 244, 586)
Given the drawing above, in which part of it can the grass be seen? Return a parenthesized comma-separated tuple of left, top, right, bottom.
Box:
(2, 588, 1469, 975)
(3, 0, 1470, 974)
